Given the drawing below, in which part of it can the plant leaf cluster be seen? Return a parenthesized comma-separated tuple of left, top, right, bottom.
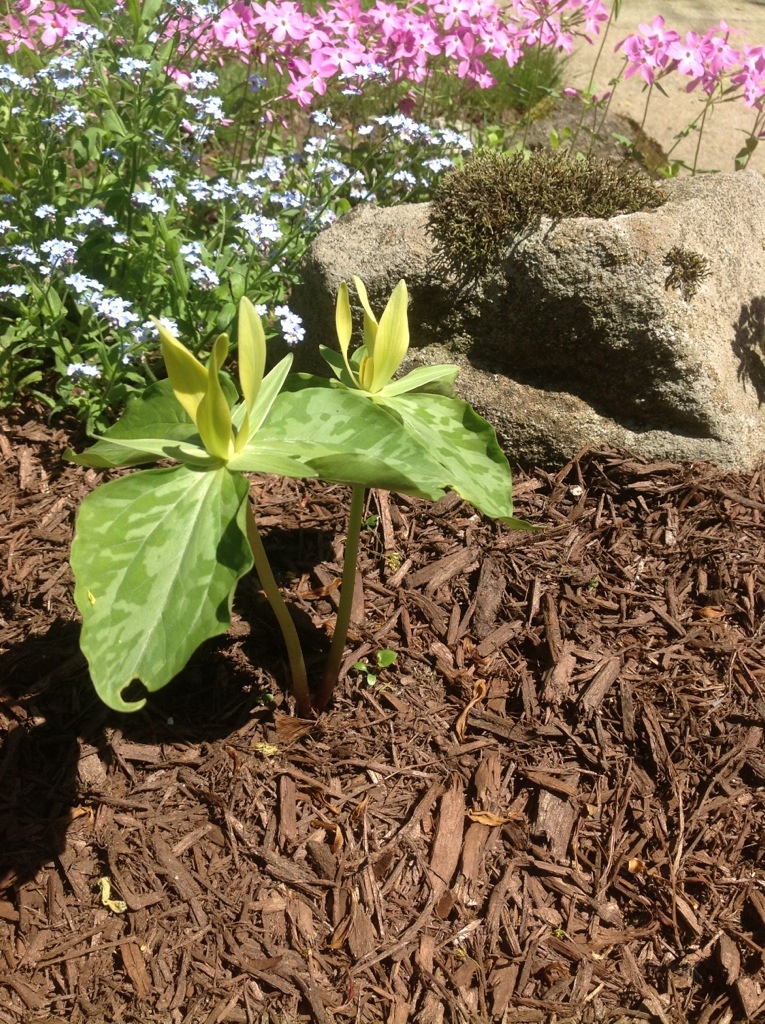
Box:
(68, 285, 533, 716)
(429, 149, 665, 282)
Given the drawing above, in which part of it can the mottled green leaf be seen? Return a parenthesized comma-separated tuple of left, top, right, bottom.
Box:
(68, 434, 217, 469)
(379, 363, 459, 397)
(380, 393, 524, 525)
(66, 377, 240, 469)
(70, 465, 252, 712)
(262, 384, 448, 499)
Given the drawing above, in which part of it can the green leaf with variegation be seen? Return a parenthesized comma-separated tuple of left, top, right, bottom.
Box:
(71, 465, 253, 712)
(67, 280, 536, 719)
(319, 276, 534, 530)
(65, 380, 199, 468)
(260, 383, 448, 499)
(380, 392, 533, 528)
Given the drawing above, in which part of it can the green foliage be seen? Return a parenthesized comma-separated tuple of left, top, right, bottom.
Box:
(434, 46, 567, 132)
(663, 246, 711, 300)
(68, 285, 530, 715)
(0, 9, 472, 429)
(353, 649, 398, 687)
(429, 149, 666, 281)
(70, 465, 254, 712)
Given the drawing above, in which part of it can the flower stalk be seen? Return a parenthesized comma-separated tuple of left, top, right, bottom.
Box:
(244, 500, 312, 718)
(314, 483, 366, 711)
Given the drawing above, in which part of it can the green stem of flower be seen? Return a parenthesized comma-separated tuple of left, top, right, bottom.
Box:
(314, 484, 366, 712)
(585, 0, 617, 98)
(520, 39, 544, 152)
(691, 100, 711, 176)
(244, 500, 312, 718)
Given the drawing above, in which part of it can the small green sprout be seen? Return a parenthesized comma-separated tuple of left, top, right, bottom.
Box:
(353, 649, 398, 687)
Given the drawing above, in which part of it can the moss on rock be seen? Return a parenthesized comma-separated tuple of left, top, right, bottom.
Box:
(429, 149, 666, 282)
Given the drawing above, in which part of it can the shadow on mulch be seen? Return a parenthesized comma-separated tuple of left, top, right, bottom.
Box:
(2, 412, 765, 1024)
(0, 583, 327, 892)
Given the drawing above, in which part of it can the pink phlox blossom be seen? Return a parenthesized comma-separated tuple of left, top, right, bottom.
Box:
(635, 14, 679, 49)
(620, 35, 661, 85)
(698, 25, 740, 90)
(210, 5, 259, 55)
(618, 16, 680, 85)
(511, 3, 571, 52)
(312, 0, 367, 40)
(490, 26, 523, 66)
(314, 39, 365, 76)
(168, 67, 192, 89)
(578, 0, 609, 40)
(432, 0, 475, 33)
(467, 0, 501, 22)
(731, 44, 765, 108)
(449, 30, 489, 80)
(250, 1, 311, 44)
(667, 31, 705, 81)
(0, 0, 83, 52)
(368, 1, 404, 44)
(287, 48, 337, 103)
(391, 18, 441, 66)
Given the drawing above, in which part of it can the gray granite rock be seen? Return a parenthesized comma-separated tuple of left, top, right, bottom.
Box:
(291, 171, 765, 470)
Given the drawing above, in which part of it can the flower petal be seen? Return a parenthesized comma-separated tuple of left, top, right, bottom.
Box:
(335, 281, 358, 384)
(369, 279, 409, 392)
(196, 333, 234, 460)
(237, 296, 266, 419)
(353, 276, 378, 354)
(154, 317, 208, 426)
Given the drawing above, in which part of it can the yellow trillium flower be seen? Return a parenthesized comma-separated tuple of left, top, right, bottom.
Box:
(336, 277, 409, 394)
(152, 296, 267, 461)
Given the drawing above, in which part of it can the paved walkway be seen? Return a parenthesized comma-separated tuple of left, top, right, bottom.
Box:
(566, 0, 765, 174)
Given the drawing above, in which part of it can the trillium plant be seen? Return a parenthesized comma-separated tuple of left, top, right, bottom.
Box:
(68, 279, 532, 717)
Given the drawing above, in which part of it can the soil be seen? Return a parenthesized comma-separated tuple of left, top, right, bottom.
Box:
(1, 409, 765, 1024)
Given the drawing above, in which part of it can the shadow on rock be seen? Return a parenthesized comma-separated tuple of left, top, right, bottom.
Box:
(732, 296, 765, 405)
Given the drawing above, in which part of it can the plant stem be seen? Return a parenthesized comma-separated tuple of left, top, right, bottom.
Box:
(691, 100, 711, 176)
(314, 484, 366, 712)
(244, 500, 312, 717)
(585, 0, 618, 98)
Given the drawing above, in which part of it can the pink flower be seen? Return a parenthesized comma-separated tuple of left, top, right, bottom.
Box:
(731, 44, 765, 108)
(368, 1, 402, 44)
(620, 34, 661, 85)
(617, 16, 680, 85)
(250, 1, 309, 44)
(287, 48, 337, 103)
(433, 0, 474, 33)
(449, 30, 488, 79)
(211, 7, 255, 55)
(0, 0, 83, 52)
(667, 32, 705, 80)
(579, 0, 609, 40)
(700, 26, 739, 79)
(636, 14, 678, 50)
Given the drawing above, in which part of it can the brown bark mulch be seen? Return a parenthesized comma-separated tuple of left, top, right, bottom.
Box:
(1, 411, 764, 1024)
